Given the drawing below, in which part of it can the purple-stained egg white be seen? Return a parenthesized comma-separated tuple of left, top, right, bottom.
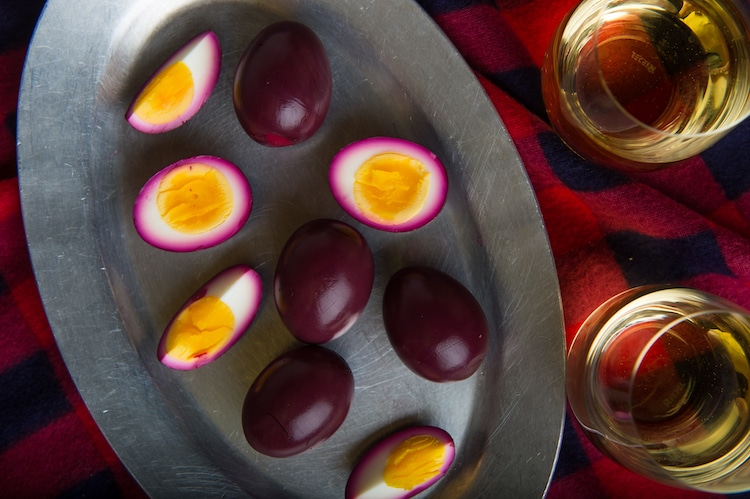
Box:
(346, 426, 455, 499)
(133, 155, 252, 252)
(157, 265, 262, 370)
(126, 30, 221, 134)
(329, 137, 448, 232)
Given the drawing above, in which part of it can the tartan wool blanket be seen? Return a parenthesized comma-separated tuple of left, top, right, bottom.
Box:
(2, 0, 750, 497)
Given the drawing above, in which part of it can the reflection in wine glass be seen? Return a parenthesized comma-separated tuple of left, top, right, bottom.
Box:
(541, 0, 750, 170)
(567, 286, 750, 492)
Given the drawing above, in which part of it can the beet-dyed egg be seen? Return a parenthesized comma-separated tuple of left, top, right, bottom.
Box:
(233, 21, 332, 146)
(274, 219, 374, 344)
(383, 266, 489, 382)
(242, 345, 354, 457)
(346, 426, 455, 499)
(134, 155, 252, 252)
(126, 31, 221, 134)
(157, 265, 262, 370)
(329, 137, 448, 232)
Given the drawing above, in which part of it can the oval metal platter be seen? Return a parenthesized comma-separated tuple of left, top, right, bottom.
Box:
(17, 0, 565, 497)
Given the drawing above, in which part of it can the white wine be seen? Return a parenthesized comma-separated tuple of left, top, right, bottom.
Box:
(567, 287, 750, 492)
(542, 0, 750, 170)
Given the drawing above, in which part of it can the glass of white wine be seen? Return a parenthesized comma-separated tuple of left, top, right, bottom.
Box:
(567, 286, 750, 492)
(541, 0, 750, 170)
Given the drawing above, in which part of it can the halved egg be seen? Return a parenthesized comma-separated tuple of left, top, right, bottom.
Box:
(346, 426, 455, 499)
(157, 264, 262, 370)
(126, 31, 221, 134)
(329, 137, 448, 232)
(133, 155, 252, 252)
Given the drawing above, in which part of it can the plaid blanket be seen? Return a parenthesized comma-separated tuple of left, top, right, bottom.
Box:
(2, 0, 750, 497)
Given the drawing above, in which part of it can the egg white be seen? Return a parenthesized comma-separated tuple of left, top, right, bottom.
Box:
(126, 30, 221, 134)
(158, 264, 262, 370)
(329, 137, 448, 232)
(346, 426, 455, 499)
(134, 155, 252, 252)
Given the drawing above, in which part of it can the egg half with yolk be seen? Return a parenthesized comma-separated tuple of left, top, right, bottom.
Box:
(157, 264, 262, 370)
(133, 155, 252, 252)
(126, 31, 221, 134)
(329, 137, 448, 232)
(345, 426, 455, 499)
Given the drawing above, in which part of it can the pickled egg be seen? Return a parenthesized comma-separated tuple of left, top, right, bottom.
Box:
(242, 345, 355, 457)
(233, 21, 332, 146)
(383, 266, 489, 382)
(274, 219, 374, 344)
(133, 155, 252, 252)
(346, 426, 455, 499)
(329, 137, 448, 232)
(126, 31, 221, 134)
(157, 264, 262, 370)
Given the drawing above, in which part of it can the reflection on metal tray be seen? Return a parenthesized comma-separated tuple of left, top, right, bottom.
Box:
(17, 0, 565, 496)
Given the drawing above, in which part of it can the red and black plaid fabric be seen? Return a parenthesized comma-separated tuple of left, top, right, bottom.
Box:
(2, 0, 750, 497)
(0, 2, 146, 497)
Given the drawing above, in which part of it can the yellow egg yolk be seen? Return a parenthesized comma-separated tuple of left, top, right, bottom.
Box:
(353, 153, 429, 224)
(132, 61, 194, 125)
(156, 163, 234, 234)
(165, 296, 235, 361)
(383, 435, 445, 490)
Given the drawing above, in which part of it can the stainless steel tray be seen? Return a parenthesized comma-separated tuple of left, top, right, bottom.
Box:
(17, 0, 565, 497)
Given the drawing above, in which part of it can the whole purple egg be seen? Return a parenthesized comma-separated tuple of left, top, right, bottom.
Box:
(383, 266, 489, 382)
(242, 345, 354, 457)
(233, 21, 332, 146)
(274, 219, 374, 344)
